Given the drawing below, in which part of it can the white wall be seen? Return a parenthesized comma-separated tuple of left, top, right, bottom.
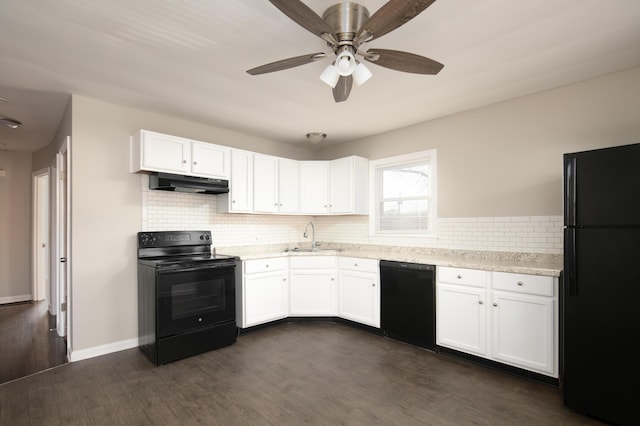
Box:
(315, 67, 640, 218)
(0, 150, 32, 303)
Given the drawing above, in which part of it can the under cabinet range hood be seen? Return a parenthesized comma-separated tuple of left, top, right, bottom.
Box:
(149, 172, 229, 194)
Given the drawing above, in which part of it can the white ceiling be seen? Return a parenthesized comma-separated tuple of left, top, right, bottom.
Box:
(1, 0, 640, 152)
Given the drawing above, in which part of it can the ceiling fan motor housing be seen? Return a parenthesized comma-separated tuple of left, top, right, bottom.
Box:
(323, 2, 370, 44)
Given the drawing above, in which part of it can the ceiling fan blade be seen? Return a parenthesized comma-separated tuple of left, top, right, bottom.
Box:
(247, 53, 327, 75)
(269, 0, 337, 43)
(364, 49, 443, 74)
(355, 0, 436, 44)
(333, 75, 353, 103)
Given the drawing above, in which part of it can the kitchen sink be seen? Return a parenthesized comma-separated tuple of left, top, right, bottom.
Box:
(283, 247, 341, 253)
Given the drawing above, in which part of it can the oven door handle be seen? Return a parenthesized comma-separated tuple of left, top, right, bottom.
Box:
(157, 263, 235, 274)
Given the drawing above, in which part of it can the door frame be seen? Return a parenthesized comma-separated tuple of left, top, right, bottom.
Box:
(55, 136, 72, 356)
(32, 167, 50, 302)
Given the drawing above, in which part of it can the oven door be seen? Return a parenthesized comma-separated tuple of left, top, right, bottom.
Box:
(156, 262, 235, 338)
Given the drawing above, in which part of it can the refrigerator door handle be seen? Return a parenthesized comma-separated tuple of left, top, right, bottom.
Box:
(564, 228, 577, 296)
(564, 156, 577, 226)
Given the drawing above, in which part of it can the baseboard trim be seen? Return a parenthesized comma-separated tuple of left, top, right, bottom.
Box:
(69, 337, 139, 362)
(0, 294, 31, 305)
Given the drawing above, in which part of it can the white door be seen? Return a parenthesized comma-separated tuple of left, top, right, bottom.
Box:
(253, 154, 278, 213)
(244, 271, 288, 327)
(278, 158, 299, 214)
(289, 270, 336, 315)
(32, 169, 50, 302)
(329, 157, 353, 213)
(436, 283, 487, 357)
(141, 131, 190, 174)
(229, 150, 253, 212)
(56, 137, 71, 357)
(338, 270, 379, 327)
(299, 161, 328, 214)
(191, 141, 230, 178)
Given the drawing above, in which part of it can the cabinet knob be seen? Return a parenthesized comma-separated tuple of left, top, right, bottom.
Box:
(517, 281, 524, 286)
(283, 278, 286, 282)
(232, 200, 236, 204)
(354, 263, 358, 267)
(265, 264, 269, 268)
(182, 160, 187, 164)
(331, 277, 335, 281)
(478, 300, 483, 305)
(193, 161, 197, 165)
(493, 303, 498, 307)
(372, 283, 375, 287)
(324, 204, 327, 208)
(274, 203, 278, 206)
(457, 275, 462, 279)
(279, 203, 283, 207)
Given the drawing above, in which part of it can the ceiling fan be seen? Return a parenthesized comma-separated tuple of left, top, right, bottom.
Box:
(247, 0, 444, 103)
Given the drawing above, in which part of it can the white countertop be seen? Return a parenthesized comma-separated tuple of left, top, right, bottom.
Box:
(220, 243, 563, 277)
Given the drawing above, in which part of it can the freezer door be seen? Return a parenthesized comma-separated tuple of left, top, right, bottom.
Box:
(564, 143, 640, 227)
(563, 227, 640, 425)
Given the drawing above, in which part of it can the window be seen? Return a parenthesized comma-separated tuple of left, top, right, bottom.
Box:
(369, 150, 437, 237)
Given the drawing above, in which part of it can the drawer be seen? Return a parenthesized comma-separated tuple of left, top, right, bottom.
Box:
(492, 272, 554, 297)
(438, 266, 487, 288)
(289, 256, 336, 269)
(244, 257, 288, 274)
(338, 257, 379, 273)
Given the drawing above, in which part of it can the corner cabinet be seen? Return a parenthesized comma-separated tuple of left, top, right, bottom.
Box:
(436, 266, 558, 377)
(253, 154, 299, 214)
(239, 257, 289, 328)
(130, 129, 230, 179)
(289, 256, 337, 316)
(337, 257, 380, 328)
(300, 156, 369, 215)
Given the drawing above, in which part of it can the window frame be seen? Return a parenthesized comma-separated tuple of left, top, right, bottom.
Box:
(368, 149, 438, 238)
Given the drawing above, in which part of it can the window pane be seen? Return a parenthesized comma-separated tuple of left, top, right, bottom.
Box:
(379, 199, 429, 232)
(381, 163, 430, 199)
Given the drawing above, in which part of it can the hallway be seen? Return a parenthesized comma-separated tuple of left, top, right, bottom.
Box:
(0, 301, 67, 384)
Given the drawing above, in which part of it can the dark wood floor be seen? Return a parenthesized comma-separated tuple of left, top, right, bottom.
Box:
(0, 322, 603, 425)
(0, 301, 68, 384)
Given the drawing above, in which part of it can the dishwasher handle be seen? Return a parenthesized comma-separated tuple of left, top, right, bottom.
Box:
(380, 260, 435, 272)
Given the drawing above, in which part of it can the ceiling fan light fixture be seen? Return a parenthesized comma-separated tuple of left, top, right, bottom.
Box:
(335, 50, 356, 76)
(306, 132, 327, 144)
(353, 62, 372, 86)
(319, 64, 340, 88)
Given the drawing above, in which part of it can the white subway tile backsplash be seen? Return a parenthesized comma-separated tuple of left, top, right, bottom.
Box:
(140, 174, 563, 254)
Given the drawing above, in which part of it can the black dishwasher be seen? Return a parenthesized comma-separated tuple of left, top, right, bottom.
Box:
(380, 260, 436, 350)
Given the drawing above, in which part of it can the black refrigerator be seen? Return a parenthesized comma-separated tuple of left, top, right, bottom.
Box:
(563, 143, 640, 425)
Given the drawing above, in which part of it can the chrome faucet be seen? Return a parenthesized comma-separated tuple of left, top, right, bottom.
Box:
(303, 221, 316, 251)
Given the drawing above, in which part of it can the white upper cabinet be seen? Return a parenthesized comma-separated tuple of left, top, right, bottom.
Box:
(300, 161, 330, 214)
(277, 158, 300, 214)
(253, 155, 300, 214)
(300, 156, 369, 215)
(218, 149, 253, 213)
(130, 130, 229, 179)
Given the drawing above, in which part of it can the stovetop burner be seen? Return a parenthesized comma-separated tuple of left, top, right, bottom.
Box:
(137, 231, 237, 269)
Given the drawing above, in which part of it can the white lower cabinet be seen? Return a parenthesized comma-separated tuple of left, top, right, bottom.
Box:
(289, 256, 337, 316)
(437, 283, 487, 356)
(240, 258, 288, 328)
(338, 257, 380, 328)
(437, 267, 558, 377)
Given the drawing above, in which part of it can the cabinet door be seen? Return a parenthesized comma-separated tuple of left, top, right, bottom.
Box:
(436, 283, 487, 356)
(329, 157, 353, 213)
(278, 158, 299, 214)
(244, 271, 288, 327)
(491, 291, 555, 375)
(253, 154, 278, 213)
(191, 141, 230, 178)
(229, 150, 253, 212)
(300, 161, 329, 214)
(338, 270, 379, 327)
(141, 131, 190, 174)
(289, 270, 336, 316)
